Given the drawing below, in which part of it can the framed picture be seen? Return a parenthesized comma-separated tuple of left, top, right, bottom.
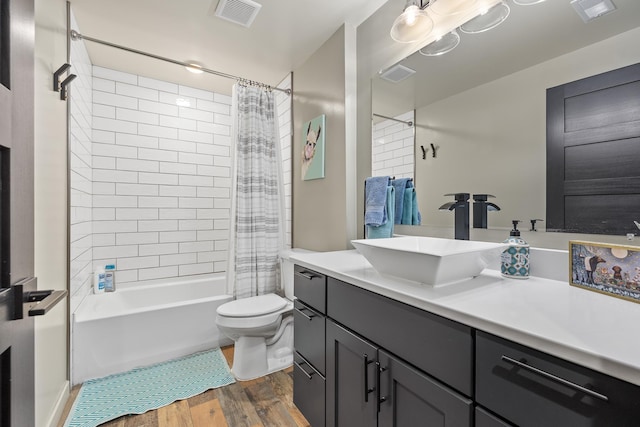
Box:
(301, 114, 325, 181)
(570, 240, 640, 303)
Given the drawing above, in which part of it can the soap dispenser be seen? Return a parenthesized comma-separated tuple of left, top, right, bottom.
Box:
(501, 220, 530, 279)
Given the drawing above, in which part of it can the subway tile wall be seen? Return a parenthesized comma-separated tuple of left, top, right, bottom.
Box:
(372, 110, 415, 179)
(91, 66, 233, 285)
(70, 42, 293, 307)
(69, 14, 94, 314)
(276, 74, 293, 248)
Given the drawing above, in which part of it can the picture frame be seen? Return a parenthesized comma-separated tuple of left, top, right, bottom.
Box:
(569, 240, 640, 304)
(301, 114, 325, 181)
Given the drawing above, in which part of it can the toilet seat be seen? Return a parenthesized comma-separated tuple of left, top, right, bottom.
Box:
(217, 294, 288, 318)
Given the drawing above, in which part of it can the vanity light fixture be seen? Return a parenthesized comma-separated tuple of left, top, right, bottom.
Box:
(419, 30, 460, 56)
(390, 0, 434, 43)
(459, 1, 510, 34)
(429, 0, 479, 16)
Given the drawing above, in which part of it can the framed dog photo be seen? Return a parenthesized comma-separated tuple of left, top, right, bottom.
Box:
(569, 240, 640, 304)
(301, 114, 325, 181)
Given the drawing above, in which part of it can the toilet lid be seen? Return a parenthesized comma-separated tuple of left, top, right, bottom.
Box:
(217, 294, 288, 317)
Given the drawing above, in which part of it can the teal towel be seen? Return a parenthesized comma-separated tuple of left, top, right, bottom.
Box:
(391, 178, 412, 224)
(365, 176, 391, 226)
(367, 186, 395, 239)
(412, 193, 422, 225)
(401, 188, 414, 225)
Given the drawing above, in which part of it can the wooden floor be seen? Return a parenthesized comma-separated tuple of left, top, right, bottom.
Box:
(57, 346, 310, 427)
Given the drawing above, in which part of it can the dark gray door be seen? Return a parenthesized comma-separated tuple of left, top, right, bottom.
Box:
(377, 350, 473, 427)
(547, 62, 640, 234)
(326, 320, 377, 427)
(0, 0, 36, 425)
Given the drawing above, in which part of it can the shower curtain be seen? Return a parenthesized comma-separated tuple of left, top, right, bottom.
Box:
(227, 83, 285, 299)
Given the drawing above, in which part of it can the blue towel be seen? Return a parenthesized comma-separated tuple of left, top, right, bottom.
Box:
(401, 188, 414, 225)
(412, 191, 421, 225)
(365, 176, 390, 226)
(367, 186, 395, 239)
(391, 178, 412, 224)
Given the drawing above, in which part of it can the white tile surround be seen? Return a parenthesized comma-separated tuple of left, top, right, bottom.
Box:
(372, 110, 415, 179)
(276, 74, 293, 248)
(90, 65, 233, 287)
(69, 45, 293, 308)
(69, 15, 93, 314)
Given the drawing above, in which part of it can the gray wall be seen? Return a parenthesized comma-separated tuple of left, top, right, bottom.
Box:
(293, 25, 350, 251)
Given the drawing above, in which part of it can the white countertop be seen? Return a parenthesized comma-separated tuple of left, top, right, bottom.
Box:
(290, 249, 640, 387)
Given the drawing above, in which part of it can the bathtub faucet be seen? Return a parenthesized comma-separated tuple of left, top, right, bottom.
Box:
(439, 193, 470, 240)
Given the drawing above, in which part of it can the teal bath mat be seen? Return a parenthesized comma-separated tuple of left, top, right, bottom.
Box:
(64, 348, 235, 427)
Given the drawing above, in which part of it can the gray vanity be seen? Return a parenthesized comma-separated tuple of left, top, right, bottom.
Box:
(291, 250, 640, 426)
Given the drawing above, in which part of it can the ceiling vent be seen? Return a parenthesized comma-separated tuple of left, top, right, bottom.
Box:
(213, 0, 262, 28)
(571, 0, 617, 23)
(379, 64, 416, 83)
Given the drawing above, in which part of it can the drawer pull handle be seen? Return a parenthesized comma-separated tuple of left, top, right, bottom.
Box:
(295, 307, 316, 321)
(376, 361, 388, 413)
(363, 354, 375, 403)
(294, 360, 316, 380)
(295, 271, 316, 280)
(501, 355, 609, 402)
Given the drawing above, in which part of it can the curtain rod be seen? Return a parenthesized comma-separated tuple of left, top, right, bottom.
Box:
(372, 113, 413, 127)
(69, 30, 292, 96)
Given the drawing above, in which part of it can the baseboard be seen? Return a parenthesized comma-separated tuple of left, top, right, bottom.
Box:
(45, 380, 70, 427)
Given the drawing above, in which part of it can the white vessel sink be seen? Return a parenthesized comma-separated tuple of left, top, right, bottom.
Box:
(351, 236, 506, 286)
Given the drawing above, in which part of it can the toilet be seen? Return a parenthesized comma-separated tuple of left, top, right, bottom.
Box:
(216, 248, 307, 381)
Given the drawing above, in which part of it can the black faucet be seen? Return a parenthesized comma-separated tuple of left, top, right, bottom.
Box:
(472, 194, 501, 229)
(439, 193, 470, 240)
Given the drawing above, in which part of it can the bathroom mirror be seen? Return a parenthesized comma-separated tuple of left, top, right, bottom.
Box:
(367, 0, 640, 235)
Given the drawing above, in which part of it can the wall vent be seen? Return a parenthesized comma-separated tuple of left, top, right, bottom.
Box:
(570, 0, 617, 23)
(379, 64, 416, 83)
(212, 0, 262, 28)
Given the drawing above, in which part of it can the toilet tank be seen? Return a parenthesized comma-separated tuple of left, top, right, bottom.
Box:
(280, 248, 314, 300)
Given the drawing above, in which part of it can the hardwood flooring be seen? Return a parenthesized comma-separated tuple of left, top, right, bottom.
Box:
(57, 346, 310, 427)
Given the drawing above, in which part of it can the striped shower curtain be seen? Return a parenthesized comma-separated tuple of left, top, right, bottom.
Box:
(227, 83, 285, 299)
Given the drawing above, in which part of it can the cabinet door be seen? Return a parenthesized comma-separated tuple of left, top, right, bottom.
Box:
(378, 350, 473, 427)
(326, 320, 378, 427)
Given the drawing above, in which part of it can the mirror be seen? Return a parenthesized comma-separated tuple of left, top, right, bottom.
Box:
(368, 0, 640, 238)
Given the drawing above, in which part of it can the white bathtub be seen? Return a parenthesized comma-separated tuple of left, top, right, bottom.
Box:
(72, 275, 233, 385)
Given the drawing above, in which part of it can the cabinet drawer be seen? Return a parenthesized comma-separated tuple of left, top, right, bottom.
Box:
(475, 407, 513, 427)
(294, 352, 325, 427)
(294, 299, 326, 375)
(294, 265, 326, 314)
(476, 331, 640, 426)
(327, 278, 473, 397)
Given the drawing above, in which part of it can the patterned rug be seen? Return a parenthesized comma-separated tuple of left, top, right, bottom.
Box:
(64, 348, 235, 427)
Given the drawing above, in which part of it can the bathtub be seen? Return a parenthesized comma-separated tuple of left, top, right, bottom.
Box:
(72, 275, 233, 385)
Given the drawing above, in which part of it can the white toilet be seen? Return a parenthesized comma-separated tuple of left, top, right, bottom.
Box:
(216, 249, 305, 381)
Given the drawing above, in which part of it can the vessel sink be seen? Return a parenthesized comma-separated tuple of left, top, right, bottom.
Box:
(351, 236, 506, 286)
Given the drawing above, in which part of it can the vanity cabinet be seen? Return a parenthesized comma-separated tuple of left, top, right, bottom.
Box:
(325, 277, 473, 427)
(292, 263, 640, 426)
(293, 265, 326, 427)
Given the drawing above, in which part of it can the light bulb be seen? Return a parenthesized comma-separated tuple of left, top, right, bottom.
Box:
(404, 5, 420, 26)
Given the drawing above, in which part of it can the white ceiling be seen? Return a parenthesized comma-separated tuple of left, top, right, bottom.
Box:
(69, 0, 388, 95)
